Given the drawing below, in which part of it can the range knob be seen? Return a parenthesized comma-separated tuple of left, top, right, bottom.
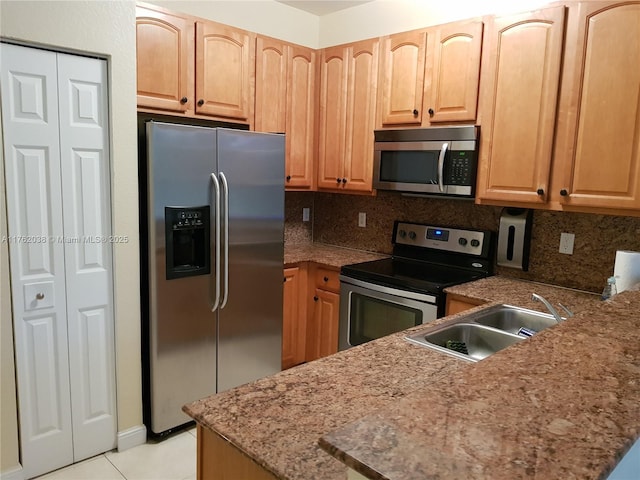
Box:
(408, 231, 417, 240)
(398, 229, 407, 238)
(470, 239, 480, 247)
(458, 238, 468, 246)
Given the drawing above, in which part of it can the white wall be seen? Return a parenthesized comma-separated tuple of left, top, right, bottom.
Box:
(0, 0, 141, 474)
(149, 0, 320, 47)
(317, 0, 554, 46)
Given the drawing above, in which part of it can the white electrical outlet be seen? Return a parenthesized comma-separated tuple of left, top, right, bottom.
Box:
(358, 212, 366, 228)
(559, 232, 575, 255)
(302, 207, 310, 222)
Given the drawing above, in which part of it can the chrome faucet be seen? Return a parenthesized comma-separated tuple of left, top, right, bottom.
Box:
(531, 294, 565, 323)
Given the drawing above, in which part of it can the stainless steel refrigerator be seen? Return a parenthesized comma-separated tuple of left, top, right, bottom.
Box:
(140, 119, 284, 435)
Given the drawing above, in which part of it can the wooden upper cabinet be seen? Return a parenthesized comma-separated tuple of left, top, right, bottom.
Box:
(476, 6, 565, 204)
(318, 46, 348, 189)
(318, 39, 378, 192)
(286, 45, 316, 189)
(255, 37, 316, 189)
(255, 36, 287, 133)
(553, 1, 640, 211)
(424, 20, 483, 124)
(377, 30, 427, 126)
(195, 21, 255, 123)
(343, 39, 378, 192)
(136, 6, 194, 113)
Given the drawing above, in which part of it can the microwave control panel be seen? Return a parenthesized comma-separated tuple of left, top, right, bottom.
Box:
(445, 151, 476, 186)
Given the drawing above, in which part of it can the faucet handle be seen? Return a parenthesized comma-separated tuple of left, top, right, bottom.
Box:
(557, 303, 574, 318)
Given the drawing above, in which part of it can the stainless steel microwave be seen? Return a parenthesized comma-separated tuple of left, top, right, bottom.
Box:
(373, 126, 479, 198)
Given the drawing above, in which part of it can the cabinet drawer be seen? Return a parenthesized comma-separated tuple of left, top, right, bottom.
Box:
(314, 267, 340, 292)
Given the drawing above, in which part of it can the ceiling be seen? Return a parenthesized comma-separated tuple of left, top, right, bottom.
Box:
(276, 1, 374, 16)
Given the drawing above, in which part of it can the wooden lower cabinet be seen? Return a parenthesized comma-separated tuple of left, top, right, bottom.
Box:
(282, 263, 341, 366)
(197, 425, 277, 480)
(445, 293, 485, 316)
(282, 265, 307, 370)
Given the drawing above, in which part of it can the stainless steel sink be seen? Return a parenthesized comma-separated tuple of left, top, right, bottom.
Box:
(470, 304, 558, 334)
(406, 323, 524, 362)
(405, 304, 557, 362)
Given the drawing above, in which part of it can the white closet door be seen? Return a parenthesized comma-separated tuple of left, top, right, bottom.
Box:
(57, 53, 117, 461)
(1, 43, 74, 478)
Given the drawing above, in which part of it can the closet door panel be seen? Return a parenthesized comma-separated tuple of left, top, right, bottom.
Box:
(57, 53, 117, 461)
(0, 42, 73, 480)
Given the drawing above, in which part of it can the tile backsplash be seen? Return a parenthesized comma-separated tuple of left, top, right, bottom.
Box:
(286, 191, 640, 293)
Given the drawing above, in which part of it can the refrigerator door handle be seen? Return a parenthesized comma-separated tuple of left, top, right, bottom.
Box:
(210, 173, 221, 312)
(219, 172, 230, 309)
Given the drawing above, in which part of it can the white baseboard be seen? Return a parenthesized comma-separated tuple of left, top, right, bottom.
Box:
(0, 465, 23, 480)
(116, 425, 146, 452)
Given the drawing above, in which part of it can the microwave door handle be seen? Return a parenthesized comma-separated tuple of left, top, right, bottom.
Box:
(437, 142, 449, 192)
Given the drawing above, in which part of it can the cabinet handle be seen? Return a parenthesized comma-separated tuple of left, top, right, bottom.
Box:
(428, 108, 434, 116)
(323, 276, 329, 282)
(537, 188, 544, 195)
(283, 277, 287, 283)
(336, 178, 342, 184)
(286, 175, 291, 181)
(313, 296, 318, 301)
(560, 189, 568, 196)
(180, 97, 188, 104)
(341, 178, 347, 184)
(197, 99, 204, 107)
(412, 109, 419, 116)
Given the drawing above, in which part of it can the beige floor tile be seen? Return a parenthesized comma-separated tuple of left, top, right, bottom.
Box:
(35, 455, 125, 480)
(105, 431, 196, 480)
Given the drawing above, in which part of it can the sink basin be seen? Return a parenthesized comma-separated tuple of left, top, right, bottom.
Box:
(470, 304, 558, 335)
(406, 323, 524, 362)
(405, 304, 558, 362)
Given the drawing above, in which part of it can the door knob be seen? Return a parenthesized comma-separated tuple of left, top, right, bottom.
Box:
(336, 178, 341, 184)
(537, 188, 544, 195)
(412, 109, 419, 116)
(35, 292, 45, 300)
(560, 189, 568, 196)
(286, 175, 291, 181)
(197, 99, 204, 107)
(428, 108, 434, 116)
(341, 178, 347, 184)
(180, 97, 188, 104)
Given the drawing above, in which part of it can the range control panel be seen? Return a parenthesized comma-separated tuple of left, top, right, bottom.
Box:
(394, 222, 487, 256)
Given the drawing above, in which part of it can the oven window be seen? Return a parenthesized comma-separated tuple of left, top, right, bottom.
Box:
(379, 150, 439, 184)
(349, 293, 422, 346)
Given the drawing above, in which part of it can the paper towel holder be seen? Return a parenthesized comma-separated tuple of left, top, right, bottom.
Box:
(497, 208, 533, 271)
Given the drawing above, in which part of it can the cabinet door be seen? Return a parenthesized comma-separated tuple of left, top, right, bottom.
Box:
(555, 2, 640, 210)
(317, 46, 348, 189)
(136, 6, 194, 113)
(424, 20, 483, 124)
(286, 45, 317, 189)
(344, 39, 378, 192)
(306, 289, 340, 362)
(476, 6, 565, 204)
(378, 30, 427, 126)
(196, 21, 255, 123)
(255, 36, 287, 134)
(282, 267, 306, 370)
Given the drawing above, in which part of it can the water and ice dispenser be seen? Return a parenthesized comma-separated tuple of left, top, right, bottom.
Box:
(164, 206, 210, 280)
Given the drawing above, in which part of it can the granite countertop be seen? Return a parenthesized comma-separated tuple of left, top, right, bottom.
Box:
(284, 241, 388, 268)
(183, 277, 640, 480)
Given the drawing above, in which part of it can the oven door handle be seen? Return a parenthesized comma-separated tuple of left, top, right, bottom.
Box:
(339, 275, 437, 304)
(438, 142, 449, 193)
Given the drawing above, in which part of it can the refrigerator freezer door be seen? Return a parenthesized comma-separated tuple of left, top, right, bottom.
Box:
(216, 129, 285, 392)
(146, 122, 218, 433)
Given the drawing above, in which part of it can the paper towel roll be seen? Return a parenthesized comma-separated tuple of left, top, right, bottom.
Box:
(613, 250, 640, 293)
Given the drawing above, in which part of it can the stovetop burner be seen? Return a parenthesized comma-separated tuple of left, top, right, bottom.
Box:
(341, 221, 495, 295)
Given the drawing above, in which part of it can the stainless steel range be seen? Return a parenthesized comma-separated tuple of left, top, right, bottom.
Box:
(339, 221, 495, 351)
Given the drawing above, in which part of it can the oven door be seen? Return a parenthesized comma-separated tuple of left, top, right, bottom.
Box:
(339, 276, 438, 351)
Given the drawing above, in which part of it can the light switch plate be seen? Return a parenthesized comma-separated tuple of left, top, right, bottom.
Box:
(358, 212, 366, 228)
(302, 207, 310, 222)
(559, 232, 575, 255)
